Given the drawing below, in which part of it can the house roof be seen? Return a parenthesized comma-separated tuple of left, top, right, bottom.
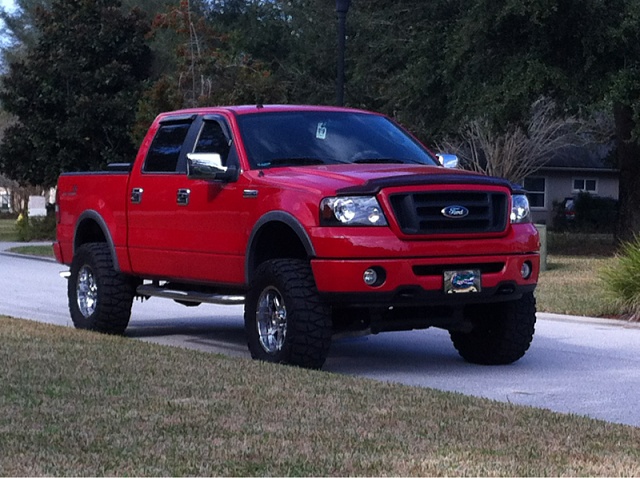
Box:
(542, 143, 617, 171)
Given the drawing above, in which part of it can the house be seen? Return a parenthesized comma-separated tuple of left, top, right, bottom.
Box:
(523, 144, 619, 225)
(0, 187, 10, 212)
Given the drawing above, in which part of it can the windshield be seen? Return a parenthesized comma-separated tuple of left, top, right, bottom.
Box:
(236, 111, 438, 169)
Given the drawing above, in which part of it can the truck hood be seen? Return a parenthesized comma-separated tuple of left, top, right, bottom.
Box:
(255, 164, 514, 195)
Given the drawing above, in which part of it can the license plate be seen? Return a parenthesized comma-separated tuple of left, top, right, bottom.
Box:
(444, 269, 481, 294)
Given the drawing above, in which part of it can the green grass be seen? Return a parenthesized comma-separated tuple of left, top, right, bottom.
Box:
(536, 255, 619, 317)
(536, 233, 621, 317)
(7, 244, 54, 257)
(0, 218, 18, 241)
(1, 316, 638, 476)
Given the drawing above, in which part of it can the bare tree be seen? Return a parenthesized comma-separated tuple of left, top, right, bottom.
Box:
(438, 97, 611, 183)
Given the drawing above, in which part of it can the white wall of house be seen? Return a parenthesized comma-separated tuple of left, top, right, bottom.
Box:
(525, 169, 619, 225)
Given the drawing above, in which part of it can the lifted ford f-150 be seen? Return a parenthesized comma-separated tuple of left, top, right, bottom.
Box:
(54, 105, 540, 369)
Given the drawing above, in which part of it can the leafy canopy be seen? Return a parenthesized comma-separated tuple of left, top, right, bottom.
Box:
(0, 0, 151, 187)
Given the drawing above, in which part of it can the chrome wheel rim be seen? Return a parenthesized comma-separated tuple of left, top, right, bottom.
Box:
(256, 286, 287, 354)
(77, 265, 98, 318)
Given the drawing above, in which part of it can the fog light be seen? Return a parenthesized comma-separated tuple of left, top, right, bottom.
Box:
(521, 261, 532, 280)
(363, 266, 386, 287)
(363, 268, 378, 286)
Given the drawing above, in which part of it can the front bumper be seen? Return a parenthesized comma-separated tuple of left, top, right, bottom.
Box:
(311, 253, 539, 307)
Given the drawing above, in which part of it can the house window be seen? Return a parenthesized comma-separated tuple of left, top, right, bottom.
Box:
(573, 178, 597, 193)
(523, 177, 546, 209)
(0, 193, 9, 210)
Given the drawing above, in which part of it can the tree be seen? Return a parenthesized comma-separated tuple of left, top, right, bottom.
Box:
(439, 98, 602, 183)
(436, 0, 640, 241)
(133, 0, 284, 142)
(0, 0, 152, 188)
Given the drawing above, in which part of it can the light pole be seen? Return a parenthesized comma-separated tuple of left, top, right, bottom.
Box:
(336, 0, 351, 106)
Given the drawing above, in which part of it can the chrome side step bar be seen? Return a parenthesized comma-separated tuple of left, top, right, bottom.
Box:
(136, 284, 244, 305)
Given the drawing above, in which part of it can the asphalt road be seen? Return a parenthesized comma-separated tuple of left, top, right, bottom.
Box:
(1, 243, 639, 428)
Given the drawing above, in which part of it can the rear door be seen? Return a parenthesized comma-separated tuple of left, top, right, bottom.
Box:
(127, 114, 197, 278)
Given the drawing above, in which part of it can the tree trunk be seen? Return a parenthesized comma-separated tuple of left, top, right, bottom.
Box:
(613, 103, 640, 244)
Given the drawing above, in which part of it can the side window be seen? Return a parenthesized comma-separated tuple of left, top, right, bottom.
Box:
(573, 178, 597, 193)
(143, 122, 192, 173)
(193, 121, 231, 165)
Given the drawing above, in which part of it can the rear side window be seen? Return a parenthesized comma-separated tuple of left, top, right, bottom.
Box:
(143, 122, 191, 172)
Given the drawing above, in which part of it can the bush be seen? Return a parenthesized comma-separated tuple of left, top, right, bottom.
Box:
(600, 235, 640, 321)
(552, 193, 618, 233)
(15, 213, 56, 242)
(0, 211, 19, 220)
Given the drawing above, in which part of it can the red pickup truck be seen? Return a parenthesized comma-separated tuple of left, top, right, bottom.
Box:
(54, 105, 540, 369)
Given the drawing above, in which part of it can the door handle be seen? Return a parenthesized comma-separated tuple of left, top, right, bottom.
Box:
(131, 188, 143, 204)
(177, 188, 191, 206)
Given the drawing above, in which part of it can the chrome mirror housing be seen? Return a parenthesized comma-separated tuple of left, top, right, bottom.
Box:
(436, 153, 459, 169)
(187, 153, 237, 181)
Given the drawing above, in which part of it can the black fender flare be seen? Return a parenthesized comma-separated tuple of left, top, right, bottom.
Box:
(245, 211, 316, 283)
(74, 210, 121, 271)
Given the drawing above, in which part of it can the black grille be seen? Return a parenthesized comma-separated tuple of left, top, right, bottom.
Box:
(389, 191, 509, 235)
(413, 262, 505, 276)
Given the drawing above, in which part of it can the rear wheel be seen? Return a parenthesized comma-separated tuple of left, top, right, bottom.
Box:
(68, 243, 136, 334)
(244, 259, 332, 369)
(450, 292, 536, 365)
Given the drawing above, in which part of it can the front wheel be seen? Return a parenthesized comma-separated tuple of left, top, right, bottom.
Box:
(244, 259, 332, 369)
(450, 292, 537, 365)
(68, 243, 136, 334)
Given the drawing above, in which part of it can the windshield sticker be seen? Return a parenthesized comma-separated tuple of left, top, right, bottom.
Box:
(316, 122, 327, 140)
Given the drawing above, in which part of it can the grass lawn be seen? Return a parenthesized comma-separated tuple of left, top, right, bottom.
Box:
(7, 244, 55, 257)
(1, 316, 639, 476)
(0, 218, 18, 241)
(536, 255, 619, 317)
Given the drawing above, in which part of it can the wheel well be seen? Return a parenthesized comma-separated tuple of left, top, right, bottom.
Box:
(248, 221, 309, 281)
(74, 218, 107, 251)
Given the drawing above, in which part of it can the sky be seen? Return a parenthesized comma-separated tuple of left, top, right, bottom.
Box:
(0, 0, 15, 13)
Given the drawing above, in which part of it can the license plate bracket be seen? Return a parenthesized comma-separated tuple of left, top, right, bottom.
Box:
(444, 269, 481, 294)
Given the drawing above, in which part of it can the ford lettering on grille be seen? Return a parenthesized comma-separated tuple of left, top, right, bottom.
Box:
(441, 205, 469, 218)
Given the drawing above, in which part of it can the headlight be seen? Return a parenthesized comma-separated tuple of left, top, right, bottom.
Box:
(511, 194, 531, 224)
(320, 196, 388, 226)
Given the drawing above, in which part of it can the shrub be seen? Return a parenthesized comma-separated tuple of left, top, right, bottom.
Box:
(552, 193, 618, 233)
(600, 235, 640, 321)
(15, 213, 56, 242)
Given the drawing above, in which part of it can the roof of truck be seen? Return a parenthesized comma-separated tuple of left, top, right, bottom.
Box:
(163, 104, 380, 117)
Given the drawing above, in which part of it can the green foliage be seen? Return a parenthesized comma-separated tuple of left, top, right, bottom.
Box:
(14, 213, 56, 241)
(0, 0, 152, 187)
(132, 1, 285, 144)
(601, 235, 640, 320)
(552, 193, 618, 233)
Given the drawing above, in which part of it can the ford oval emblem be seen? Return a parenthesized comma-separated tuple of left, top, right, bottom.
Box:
(441, 205, 469, 219)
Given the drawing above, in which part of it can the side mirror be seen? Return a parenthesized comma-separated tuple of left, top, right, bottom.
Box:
(187, 153, 238, 181)
(436, 153, 459, 169)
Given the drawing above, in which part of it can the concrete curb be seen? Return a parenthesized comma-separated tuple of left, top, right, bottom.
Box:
(0, 241, 58, 263)
(537, 312, 640, 329)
